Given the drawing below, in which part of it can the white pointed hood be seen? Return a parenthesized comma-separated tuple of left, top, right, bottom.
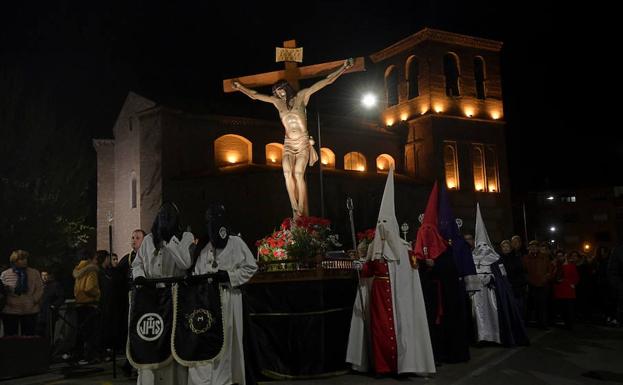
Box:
(368, 168, 405, 261)
(472, 203, 500, 266)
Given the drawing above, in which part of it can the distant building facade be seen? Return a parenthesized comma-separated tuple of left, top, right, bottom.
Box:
(94, 28, 513, 254)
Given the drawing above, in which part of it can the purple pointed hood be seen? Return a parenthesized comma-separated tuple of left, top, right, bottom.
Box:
(438, 184, 477, 277)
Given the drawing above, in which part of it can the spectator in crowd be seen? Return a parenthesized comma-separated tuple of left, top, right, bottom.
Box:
(552, 250, 579, 330)
(595, 246, 617, 325)
(523, 240, 552, 329)
(97, 250, 114, 360)
(511, 235, 527, 258)
(115, 229, 145, 377)
(36, 269, 65, 338)
(72, 249, 101, 364)
(608, 244, 623, 327)
(111, 253, 119, 268)
(0, 250, 43, 336)
(575, 250, 597, 322)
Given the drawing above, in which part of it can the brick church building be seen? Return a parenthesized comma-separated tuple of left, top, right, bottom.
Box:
(94, 28, 512, 254)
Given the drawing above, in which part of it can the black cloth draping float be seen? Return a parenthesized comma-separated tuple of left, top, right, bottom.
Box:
(243, 276, 357, 379)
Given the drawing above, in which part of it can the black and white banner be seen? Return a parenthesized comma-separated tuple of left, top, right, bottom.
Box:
(127, 285, 173, 369)
(172, 279, 225, 366)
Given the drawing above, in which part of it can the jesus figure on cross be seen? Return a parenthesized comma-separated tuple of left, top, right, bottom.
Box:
(232, 58, 353, 219)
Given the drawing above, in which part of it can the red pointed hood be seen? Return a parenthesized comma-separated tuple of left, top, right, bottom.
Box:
(413, 182, 448, 260)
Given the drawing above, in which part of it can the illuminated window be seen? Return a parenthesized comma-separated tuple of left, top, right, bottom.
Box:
(214, 134, 252, 168)
(443, 53, 461, 97)
(444, 142, 459, 190)
(485, 145, 499, 192)
(265, 143, 283, 166)
(376, 154, 395, 172)
(320, 147, 335, 168)
(474, 56, 486, 100)
(472, 144, 499, 193)
(472, 145, 486, 192)
(344, 152, 367, 172)
(385, 65, 399, 107)
(406, 56, 419, 99)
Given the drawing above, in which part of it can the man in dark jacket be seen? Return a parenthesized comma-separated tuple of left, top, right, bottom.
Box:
(36, 269, 65, 338)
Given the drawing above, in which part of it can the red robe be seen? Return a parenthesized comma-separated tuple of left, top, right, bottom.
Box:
(361, 259, 398, 373)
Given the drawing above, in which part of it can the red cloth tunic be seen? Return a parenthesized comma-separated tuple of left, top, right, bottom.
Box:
(361, 259, 398, 373)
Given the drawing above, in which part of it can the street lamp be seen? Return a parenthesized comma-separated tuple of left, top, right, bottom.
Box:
(361, 93, 378, 109)
(550, 226, 556, 232)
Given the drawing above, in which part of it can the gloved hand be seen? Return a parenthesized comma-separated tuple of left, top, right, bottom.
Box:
(214, 270, 230, 283)
(352, 260, 364, 271)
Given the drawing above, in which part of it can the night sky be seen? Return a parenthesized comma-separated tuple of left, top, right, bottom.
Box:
(0, 0, 615, 195)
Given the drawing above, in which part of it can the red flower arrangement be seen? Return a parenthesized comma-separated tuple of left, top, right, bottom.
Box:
(256, 216, 340, 263)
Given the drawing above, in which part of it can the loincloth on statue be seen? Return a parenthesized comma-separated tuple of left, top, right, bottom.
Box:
(283, 136, 318, 166)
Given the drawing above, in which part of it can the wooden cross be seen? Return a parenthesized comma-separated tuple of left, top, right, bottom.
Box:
(223, 39, 365, 93)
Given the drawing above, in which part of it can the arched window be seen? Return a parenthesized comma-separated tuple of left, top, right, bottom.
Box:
(130, 171, 137, 209)
(376, 154, 395, 172)
(320, 147, 336, 168)
(472, 145, 486, 192)
(214, 134, 252, 168)
(443, 53, 461, 97)
(443, 143, 459, 190)
(406, 56, 419, 99)
(485, 145, 499, 192)
(474, 56, 486, 100)
(385, 65, 399, 107)
(265, 143, 283, 166)
(344, 152, 367, 172)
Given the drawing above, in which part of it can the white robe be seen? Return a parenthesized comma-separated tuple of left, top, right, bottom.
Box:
(131, 232, 195, 385)
(187, 236, 257, 385)
(346, 239, 436, 375)
(471, 243, 502, 344)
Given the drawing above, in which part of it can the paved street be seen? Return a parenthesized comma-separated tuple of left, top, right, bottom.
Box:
(4, 324, 622, 385)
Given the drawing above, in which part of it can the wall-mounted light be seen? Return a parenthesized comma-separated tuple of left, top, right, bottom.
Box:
(386, 118, 394, 127)
(400, 113, 409, 121)
(226, 154, 238, 164)
(490, 111, 501, 120)
(464, 107, 475, 118)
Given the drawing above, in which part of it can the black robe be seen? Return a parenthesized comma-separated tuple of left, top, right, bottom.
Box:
(491, 261, 530, 347)
(419, 250, 471, 363)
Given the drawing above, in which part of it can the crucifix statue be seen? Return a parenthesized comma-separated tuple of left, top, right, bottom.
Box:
(224, 40, 364, 219)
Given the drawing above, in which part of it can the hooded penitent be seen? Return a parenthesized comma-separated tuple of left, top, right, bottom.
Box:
(151, 202, 182, 248)
(438, 184, 478, 280)
(347, 168, 436, 375)
(470, 202, 501, 343)
(473, 203, 500, 268)
(367, 168, 404, 262)
(413, 182, 447, 265)
(205, 204, 230, 250)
